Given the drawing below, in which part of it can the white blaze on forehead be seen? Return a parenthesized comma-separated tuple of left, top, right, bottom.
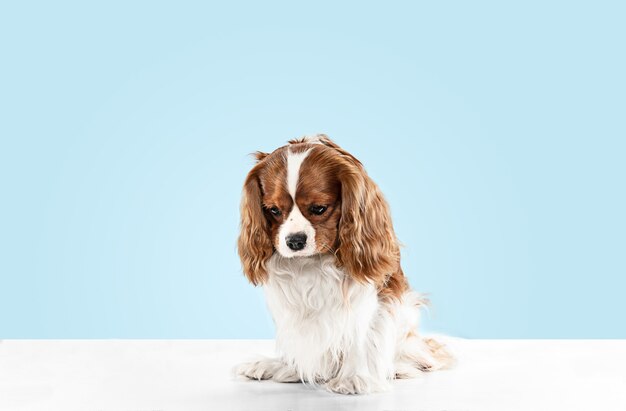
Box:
(277, 147, 316, 258)
(286, 148, 312, 199)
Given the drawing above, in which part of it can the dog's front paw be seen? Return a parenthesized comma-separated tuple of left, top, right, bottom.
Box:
(325, 375, 388, 395)
(235, 358, 280, 381)
(235, 358, 300, 383)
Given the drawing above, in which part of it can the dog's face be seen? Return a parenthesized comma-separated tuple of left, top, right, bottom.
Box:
(256, 144, 342, 258)
(238, 135, 401, 287)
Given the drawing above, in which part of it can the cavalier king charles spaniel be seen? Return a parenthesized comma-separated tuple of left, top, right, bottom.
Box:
(235, 135, 453, 394)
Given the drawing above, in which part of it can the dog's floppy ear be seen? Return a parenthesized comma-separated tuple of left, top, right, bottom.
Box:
(237, 163, 273, 285)
(333, 144, 400, 287)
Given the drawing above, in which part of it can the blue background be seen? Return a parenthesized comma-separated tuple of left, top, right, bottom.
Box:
(1, 1, 624, 338)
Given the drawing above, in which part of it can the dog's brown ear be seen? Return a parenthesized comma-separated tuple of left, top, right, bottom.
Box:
(332, 144, 400, 288)
(237, 164, 273, 285)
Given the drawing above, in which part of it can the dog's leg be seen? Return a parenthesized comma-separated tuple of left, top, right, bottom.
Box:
(326, 310, 394, 394)
(325, 348, 380, 394)
(235, 357, 300, 382)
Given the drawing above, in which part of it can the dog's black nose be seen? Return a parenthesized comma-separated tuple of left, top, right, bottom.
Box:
(286, 232, 307, 251)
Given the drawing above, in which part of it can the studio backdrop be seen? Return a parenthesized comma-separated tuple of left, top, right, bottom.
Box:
(1, 1, 624, 338)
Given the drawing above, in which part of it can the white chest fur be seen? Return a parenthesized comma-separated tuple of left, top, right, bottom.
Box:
(264, 254, 380, 382)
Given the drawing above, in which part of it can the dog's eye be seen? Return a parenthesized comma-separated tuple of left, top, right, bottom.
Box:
(309, 205, 327, 215)
(268, 206, 281, 216)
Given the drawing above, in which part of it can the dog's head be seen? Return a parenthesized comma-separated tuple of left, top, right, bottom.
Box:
(238, 135, 400, 286)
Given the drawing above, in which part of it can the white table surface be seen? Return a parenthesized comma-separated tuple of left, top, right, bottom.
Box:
(1, 338, 625, 411)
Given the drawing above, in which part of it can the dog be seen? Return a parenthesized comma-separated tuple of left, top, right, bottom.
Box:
(235, 135, 453, 394)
